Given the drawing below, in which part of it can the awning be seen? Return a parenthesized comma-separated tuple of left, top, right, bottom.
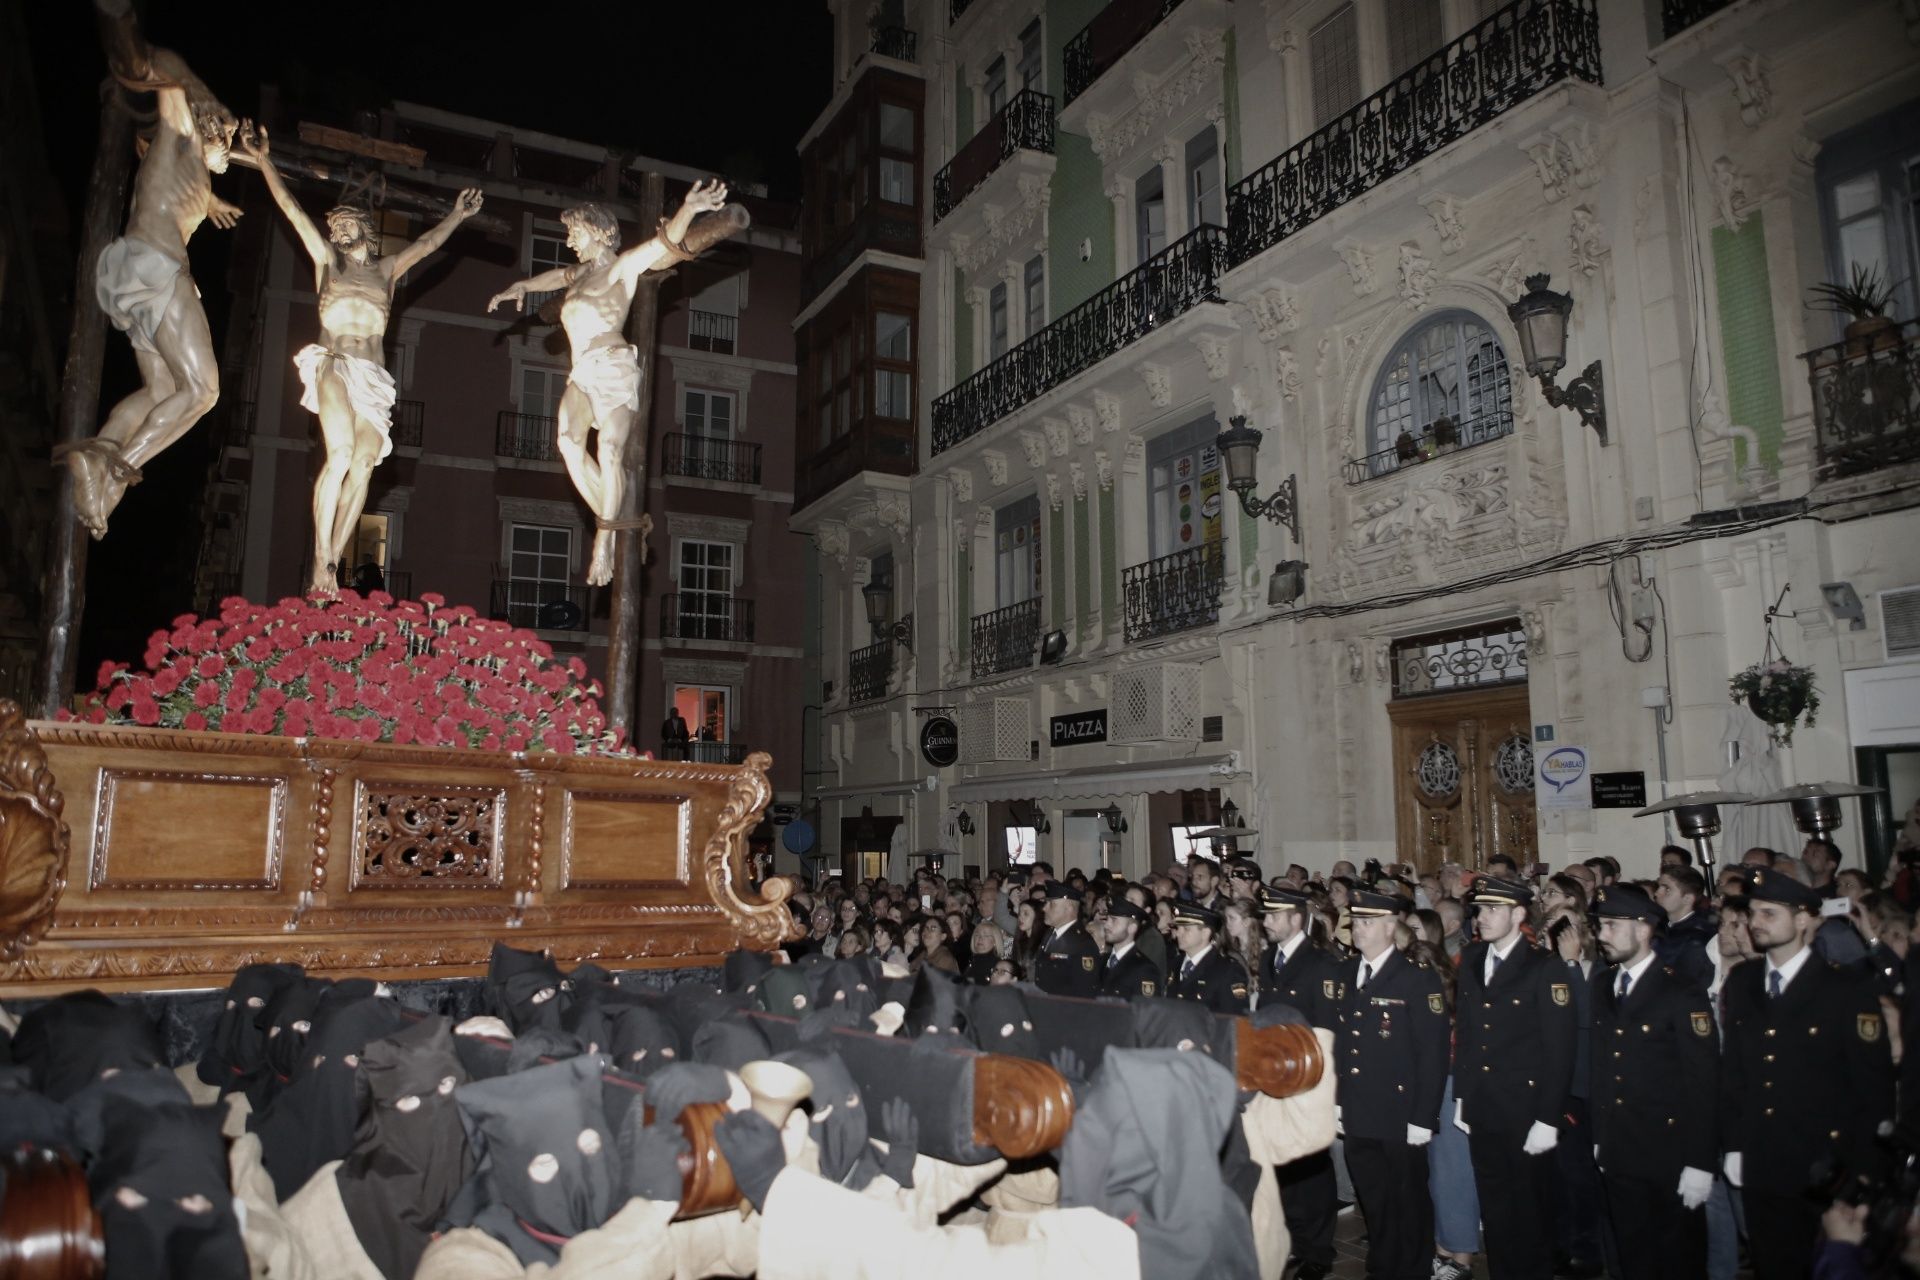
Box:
(811, 778, 926, 801)
(949, 754, 1241, 804)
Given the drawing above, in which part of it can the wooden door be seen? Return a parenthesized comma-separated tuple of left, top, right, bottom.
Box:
(1387, 685, 1538, 873)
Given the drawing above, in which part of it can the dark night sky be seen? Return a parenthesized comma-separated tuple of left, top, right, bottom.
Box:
(21, 2, 831, 675)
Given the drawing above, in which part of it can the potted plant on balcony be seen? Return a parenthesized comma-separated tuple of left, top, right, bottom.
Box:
(1430, 414, 1460, 453)
(1809, 263, 1904, 359)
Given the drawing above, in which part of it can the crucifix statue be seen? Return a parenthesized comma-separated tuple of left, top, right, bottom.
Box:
(486, 180, 730, 586)
(56, 47, 240, 539)
(236, 122, 483, 596)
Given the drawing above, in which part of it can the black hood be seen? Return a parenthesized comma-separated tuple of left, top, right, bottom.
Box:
(11, 990, 166, 1102)
(966, 986, 1042, 1059)
(88, 1093, 248, 1280)
(196, 963, 306, 1098)
(485, 942, 570, 1035)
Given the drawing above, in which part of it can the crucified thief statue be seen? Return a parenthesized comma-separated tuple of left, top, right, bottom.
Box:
(58, 48, 241, 539)
(487, 180, 730, 585)
(237, 124, 483, 596)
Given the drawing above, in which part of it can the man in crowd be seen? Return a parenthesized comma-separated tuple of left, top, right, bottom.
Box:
(1032, 880, 1100, 997)
(1802, 838, 1842, 899)
(1186, 856, 1226, 912)
(1436, 897, 1469, 961)
(1122, 882, 1169, 978)
(1589, 884, 1717, 1279)
(1165, 901, 1248, 1013)
(1452, 876, 1575, 1280)
(1226, 859, 1263, 902)
(1721, 866, 1895, 1280)
(1098, 898, 1161, 998)
(1258, 883, 1342, 1280)
(1337, 887, 1449, 1280)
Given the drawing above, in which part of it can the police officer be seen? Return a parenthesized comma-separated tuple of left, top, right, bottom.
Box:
(1453, 876, 1575, 1280)
(1031, 880, 1101, 997)
(1721, 866, 1895, 1280)
(1589, 883, 1717, 1280)
(1098, 898, 1162, 998)
(1258, 883, 1342, 1280)
(1165, 900, 1249, 1013)
(1335, 888, 1448, 1280)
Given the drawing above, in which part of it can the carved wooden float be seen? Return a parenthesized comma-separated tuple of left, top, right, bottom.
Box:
(0, 1146, 104, 1279)
(0, 702, 796, 996)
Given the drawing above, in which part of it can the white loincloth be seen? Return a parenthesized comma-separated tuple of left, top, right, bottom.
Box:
(95, 236, 188, 354)
(293, 344, 398, 462)
(567, 343, 641, 422)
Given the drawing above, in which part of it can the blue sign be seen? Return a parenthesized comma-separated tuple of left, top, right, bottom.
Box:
(782, 818, 816, 854)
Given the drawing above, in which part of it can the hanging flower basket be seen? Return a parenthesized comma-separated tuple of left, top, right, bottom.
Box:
(61, 591, 629, 755)
(1728, 659, 1819, 746)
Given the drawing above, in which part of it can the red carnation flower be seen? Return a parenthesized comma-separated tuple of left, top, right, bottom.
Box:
(197, 654, 226, 679)
(130, 695, 160, 726)
(183, 711, 207, 731)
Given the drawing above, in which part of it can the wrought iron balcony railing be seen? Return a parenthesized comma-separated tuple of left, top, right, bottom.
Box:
(971, 598, 1041, 679)
(391, 399, 425, 448)
(932, 224, 1228, 455)
(490, 578, 591, 632)
(1661, 0, 1735, 38)
(660, 740, 751, 765)
(1064, 0, 1192, 107)
(1342, 409, 1516, 484)
(1804, 318, 1920, 482)
(1226, 0, 1602, 270)
(662, 432, 763, 485)
(870, 25, 917, 61)
(1123, 541, 1226, 644)
(660, 594, 756, 644)
(934, 88, 1055, 222)
(688, 309, 737, 354)
(496, 410, 560, 462)
(850, 639, 895, 703)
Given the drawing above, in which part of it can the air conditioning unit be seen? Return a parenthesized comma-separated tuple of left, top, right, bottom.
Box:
(959, 698, 1032, 764)
(1883, 585, 1920, 662)
(1112, 663, 1202, 744)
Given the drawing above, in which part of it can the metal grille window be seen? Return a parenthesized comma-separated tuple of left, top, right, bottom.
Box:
(1361, 312, 1513, 477)
(1390, 620, 1530, 698)
(874, 312, 913, 420)
(1308, 3, 1361, 129)
(1385, 0, 1446, 79)
(676, 540, 737, 639)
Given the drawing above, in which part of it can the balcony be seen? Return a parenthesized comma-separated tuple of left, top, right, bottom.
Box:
(1804, 319, 1920, 482)
(496, 410, 560, 462)
(932, 224, 1228, 455)
(802, 206, 922, 303)
(870, 25, 917, 62)
(659, 594, 756, 644)
(1063, 0, 1204, 108)
(949, 0, 981, 24)
(661, 433, 763, 486)
(391, 399, 424, 449)
(489, 579, 591, 632)
(1662, 0, 1735, 38)
(1343, 409, 1516, 484)
(796, 426, 916, 513)
(850, 638, 895, 703)
(1123, 542, 1226, 644)
(1226, 0, 1601, 270)
(971, 598, 1040, 679)
(934, 89, 1055, 222)
(687, 310, 737, 354)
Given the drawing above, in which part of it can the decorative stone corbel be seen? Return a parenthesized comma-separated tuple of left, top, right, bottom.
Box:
(949, 466, 975, 504)
(1041, 417, 1070, 457)
(1066, 404, 1096, 445)
(1194, 333, 1230, 381)
(1142, 363, 1172, 406)
(1018, 431, 1046, 470)
(1333, 238, 1377, 296)
(982, 450, 1009, 487)
(1717, 48, 1772, 127)
(1094, 390, 1123, 432)
(1418, 191, 1466, 254)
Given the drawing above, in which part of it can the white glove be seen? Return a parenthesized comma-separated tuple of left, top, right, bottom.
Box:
(1522, 1120, 1559, 1155)
(1723, 1152, 1743, 1188)
(1453, 1100, 1470, 1134)
(1407, 1124, 1433, 1147)
(1678, 1167, 1713, 1209)
(1334, 1104, 1344, 1137)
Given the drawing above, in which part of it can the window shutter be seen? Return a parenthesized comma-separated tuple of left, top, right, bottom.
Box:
(1384, 0, 1445, 80)
(1310, 4, 1362, 129)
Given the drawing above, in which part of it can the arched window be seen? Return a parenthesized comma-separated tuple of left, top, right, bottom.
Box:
(1360, 311, 1514, 480)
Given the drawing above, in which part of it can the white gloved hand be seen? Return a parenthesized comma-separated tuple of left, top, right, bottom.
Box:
(1593, 1144, 1603, 1173)
(1678, 1167, 1713, 1209)
(1334, 1104, 1344, 1137)
(1522, 1120, 1559, 1155)
(1407, 1124, 1433, 1147)
(1724, 1152, 1743, 1188)
(1453, 1100, 1470, 1134)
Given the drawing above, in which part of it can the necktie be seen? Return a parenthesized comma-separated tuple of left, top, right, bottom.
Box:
(1180, 957, 1195, 982)
(1617, 970, 1632, 1001)
(1767, 969, 1783, 999)
(1358, 962, 1372, 990)
(1108, 950, 1119, 970)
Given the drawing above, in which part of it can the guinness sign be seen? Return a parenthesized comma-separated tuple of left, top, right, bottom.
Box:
(920, 715, 959, 768)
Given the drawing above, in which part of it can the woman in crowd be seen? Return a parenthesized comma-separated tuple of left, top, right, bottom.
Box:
(1538, 873, 1590, 921)
(836, 923, 870, 961)
(1011, 898, 1046, 976)
(1221, 899, 1263, 997)
(964, 921, 1005, 983)
(871, 919, 905, 968)
(915, 915, 961, 975)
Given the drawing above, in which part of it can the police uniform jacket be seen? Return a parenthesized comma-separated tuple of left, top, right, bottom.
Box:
(1165, 945, 1249, 1014)
(1719, 956, 1895, 1197)
(1260, 938, 1342, 1028)
(1588, 961, 1717, 1182)
(1454, 939, 1577, 1132)
(1032, 921, 1102, 998)
(1099, 942, 1163, 999)
(1333, 949, 1449, 1141)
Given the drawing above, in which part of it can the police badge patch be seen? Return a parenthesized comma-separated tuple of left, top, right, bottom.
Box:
(1081, 956, 1095, 972)
(1691, 1012, 1712, 1038)
(1859, 1013, 1882, 1042)
(1551, 983, 1570, 1006)
(1428, 993, 1444, 1015)
(1324, 979, 1337, 999)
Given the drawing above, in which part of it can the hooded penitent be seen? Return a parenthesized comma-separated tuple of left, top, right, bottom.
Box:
(774, 1047, 883, 1190)
(196, 963, 306, 1103)
(965, 985, 1043, 1060)
(1059, 1047, 1259, 1280)
(11, 990, 167, 1102)
(901, 965, 968, 1038)
(804, 957, 882, 1026)
(689, 1012, 771, 1072)
(484, 942, 571, 1036)
(257, 975, 331, 1109)
(88, 1088, 249, 1280)
(334, 1015, 475, 1280)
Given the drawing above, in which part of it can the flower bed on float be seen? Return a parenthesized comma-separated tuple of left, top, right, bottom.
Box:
(63, 591, 625, 755)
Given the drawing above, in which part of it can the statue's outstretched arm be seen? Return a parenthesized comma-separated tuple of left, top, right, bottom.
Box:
(487, 264, 574, 314)
(614, 178, 730, 284)
(235, 123, 326, 262)
(390, 188, 483, 279)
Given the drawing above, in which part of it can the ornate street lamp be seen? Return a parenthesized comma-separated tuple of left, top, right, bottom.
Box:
(1101, 803, 1128, 835)
(1507, 272, 1607, 445)
(1216, 416, 1300, 543)
(1268, 560, 1309, 608)
(861, 577, 914, 652)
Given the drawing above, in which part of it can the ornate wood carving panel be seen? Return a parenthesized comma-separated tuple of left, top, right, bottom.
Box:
(91, 769, 287, 892)
(350, 781, 507, 888)
(561, 789, 689, 890)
